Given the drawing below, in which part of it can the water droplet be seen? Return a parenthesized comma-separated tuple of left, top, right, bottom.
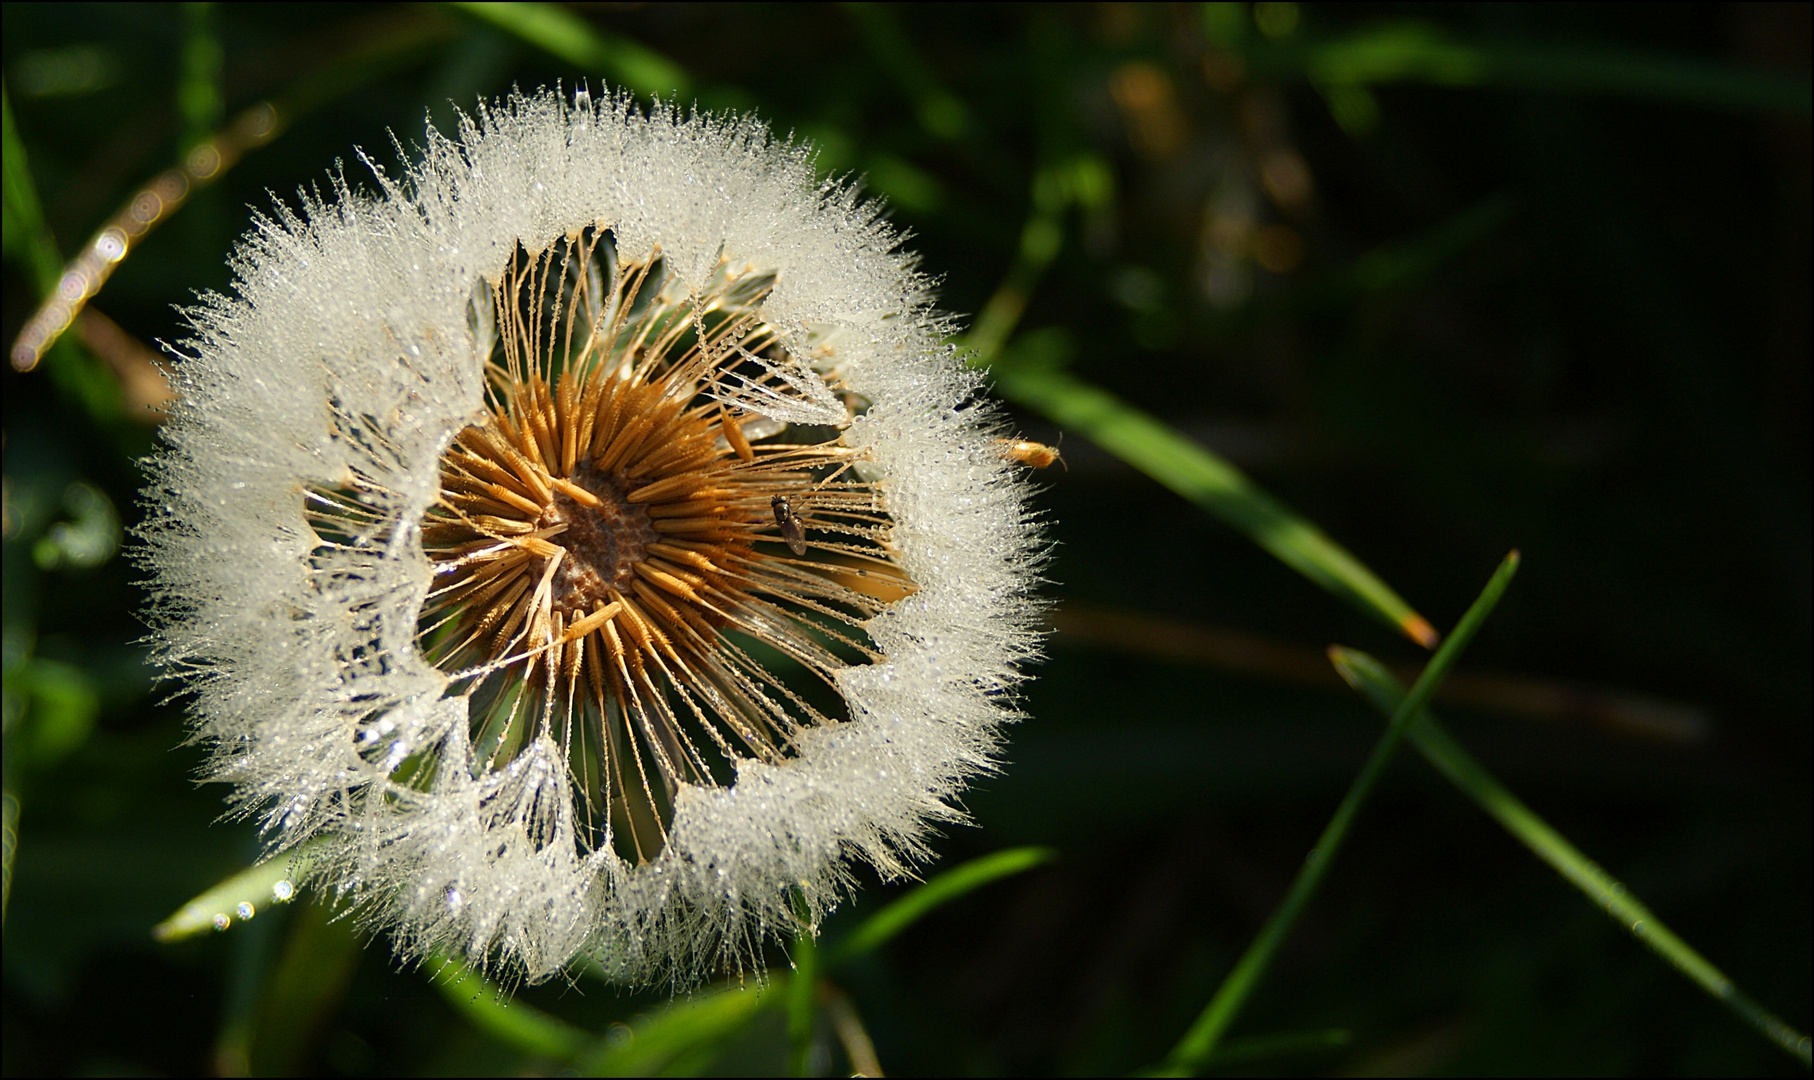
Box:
(212, 912, 231, 931)
(94, 228, 128, 263)
(606, 1022, 633, 1047)
(1631, 920, 1647, 936)
(272, 880, 295, 902)
(236, 901, 256, 920)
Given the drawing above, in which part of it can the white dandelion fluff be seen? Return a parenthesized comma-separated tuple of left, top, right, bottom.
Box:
(142, 88, 1045, 985)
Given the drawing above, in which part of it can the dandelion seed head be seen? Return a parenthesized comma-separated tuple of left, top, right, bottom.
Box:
(143, 88, 1044, 986)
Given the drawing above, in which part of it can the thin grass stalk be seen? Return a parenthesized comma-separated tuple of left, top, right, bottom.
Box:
(825, 846, 1056, 967)
(1329, 648, 1814, 1068)
(1160, 550, 1520, 1074)
(788, 891, 820, 1076)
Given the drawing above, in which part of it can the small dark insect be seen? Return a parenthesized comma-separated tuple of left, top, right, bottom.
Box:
(771, 494, 808, 555)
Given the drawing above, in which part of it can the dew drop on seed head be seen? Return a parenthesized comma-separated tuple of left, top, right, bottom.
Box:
(236, 901, 256, 920)
(212, 912, 231, 931)
(272, 880, 295, 901)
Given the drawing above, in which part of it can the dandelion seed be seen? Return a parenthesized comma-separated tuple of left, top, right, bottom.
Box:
(141, 89, 1045, 985)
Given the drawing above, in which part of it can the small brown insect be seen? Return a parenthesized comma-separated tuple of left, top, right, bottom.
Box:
(1000, 438, 1064, 469)
(771, 495, 807, 555)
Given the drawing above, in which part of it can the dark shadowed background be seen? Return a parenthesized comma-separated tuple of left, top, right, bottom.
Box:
(3, 3, 1808, 1076)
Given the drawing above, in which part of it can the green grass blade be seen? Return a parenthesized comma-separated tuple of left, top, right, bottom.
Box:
(153, 840, 320, 942)
(962, 168, 1069, 364)
(787, 915, 818, 1075)
(841, 2, 970, 140)
(1, 84, 63, 294)
(1161, 551, 1519, 1075)
(248, 903, 363, 1075)
(825, 846, 1056, 967)
(451, 2, 689, 97)
(1328, 648, 1814, 1068)
(1248, 22, 1811, 116)
(1209, 1027, 1352, 1067)
(992, 356, 1440, 647)
(10, 18, 451, 396)
(577, 979, 778, 1077)
(267, 12, 456, 120)
(0, 791, 16, 926)
(1344, 192, 1515, 294)
(1135, 1028, 1353, 1076)
(178, 3, 225, 148)
(430, 958, 588, 1061)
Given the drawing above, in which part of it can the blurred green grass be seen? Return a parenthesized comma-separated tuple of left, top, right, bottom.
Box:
(3, 2, 1808, 1076)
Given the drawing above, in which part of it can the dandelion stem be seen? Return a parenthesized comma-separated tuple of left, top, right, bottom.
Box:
(1161, 551, 1520, 1075)
(1328, 648, 1814, 1068)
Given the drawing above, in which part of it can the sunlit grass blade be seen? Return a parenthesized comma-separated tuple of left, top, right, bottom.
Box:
(3, 83, 122, 416)
(576, 979, 778, 1077)
(824, 846, 1056, 967)
(452, 1, 689, 97)
(991, 356, 1439, 647)
(1159, 551, 1519, 1075)
(1328, 647, 1814, 1068)
(10, 15, 450, 383)
(430, 957, 588, 1061)
(152, 839, 320, 941)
